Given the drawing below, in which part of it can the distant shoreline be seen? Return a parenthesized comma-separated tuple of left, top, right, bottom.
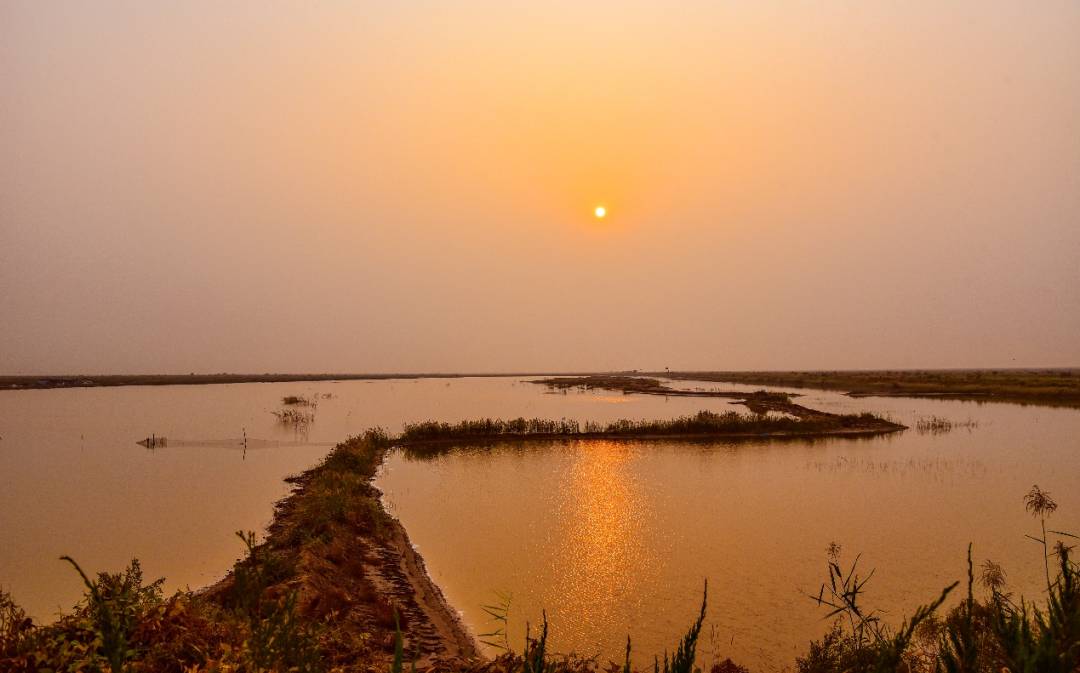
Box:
(651, 369, 1080, 407)
(0, 372, 581, 391)
(3, 368, 1078, 407)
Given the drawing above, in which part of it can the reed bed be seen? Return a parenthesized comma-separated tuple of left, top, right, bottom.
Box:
(272, 408, 316, 426)
(915, 416, 954, 433)
(532, 376, 668, 393)
(398, 409, 894, 447)
(914, 416, 980, 435)
(530, 376, 793, 404)
(282, 395, 316, 407)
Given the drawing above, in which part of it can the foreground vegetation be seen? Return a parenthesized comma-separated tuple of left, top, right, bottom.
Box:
(653, 369, 1080, 406)
(2, 425, 1077, 672)
(795, 485, 1080, 673)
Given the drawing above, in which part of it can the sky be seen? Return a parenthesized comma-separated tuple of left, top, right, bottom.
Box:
(2, 1, 1078, 374)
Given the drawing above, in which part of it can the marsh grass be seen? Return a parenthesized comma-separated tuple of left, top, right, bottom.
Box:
(657, 581, 707, 673)
(60, 556, 163, 673)
(399, 410, 896, 453)
(532, 376, 668, 393)
(273, 408, 316, 426)
(914, 416, 979, 435)
(530, 377, 794, 406)
(915, 416, 953, 434)
(479, 591, 513, 652)
(800, 489, 1080, 673)
(274, 396, 319, 430)
(0, 591, 33, 662)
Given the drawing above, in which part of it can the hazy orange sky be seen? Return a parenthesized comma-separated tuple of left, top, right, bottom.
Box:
(2, 2, 1078, 373)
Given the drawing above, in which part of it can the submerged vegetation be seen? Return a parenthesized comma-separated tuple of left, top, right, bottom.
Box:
(275, 395, 319, 429)
(273, 408, 316, 427)
(3, 421, 1077, 672)
(914, 416, 979, 435)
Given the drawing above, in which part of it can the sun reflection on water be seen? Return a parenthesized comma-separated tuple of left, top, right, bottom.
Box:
(542, 441, 662, 653)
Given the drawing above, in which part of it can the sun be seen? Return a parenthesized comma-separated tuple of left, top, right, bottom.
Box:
(594, 206, 607, 219)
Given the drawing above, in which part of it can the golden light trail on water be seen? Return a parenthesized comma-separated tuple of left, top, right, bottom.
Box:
(546, 441, 656, 641)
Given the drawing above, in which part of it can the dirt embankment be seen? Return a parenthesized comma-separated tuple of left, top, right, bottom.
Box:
(372, 519, 479, 661)
(204, 434, 480, 672)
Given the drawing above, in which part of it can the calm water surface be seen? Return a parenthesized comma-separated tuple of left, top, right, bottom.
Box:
(3, 378, 1078, 672)
(376, 384, 1080, 671)
(0, 377, 753, 621)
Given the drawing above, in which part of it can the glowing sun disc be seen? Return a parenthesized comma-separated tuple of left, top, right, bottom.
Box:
(594, 206, 607, 219)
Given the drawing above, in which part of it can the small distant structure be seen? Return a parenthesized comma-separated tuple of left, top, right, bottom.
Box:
(137, 434, 167, 449)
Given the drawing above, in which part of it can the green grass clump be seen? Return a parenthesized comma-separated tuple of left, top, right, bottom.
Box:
(0, 541, 324, 673)
(657, 581, 707, 673)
